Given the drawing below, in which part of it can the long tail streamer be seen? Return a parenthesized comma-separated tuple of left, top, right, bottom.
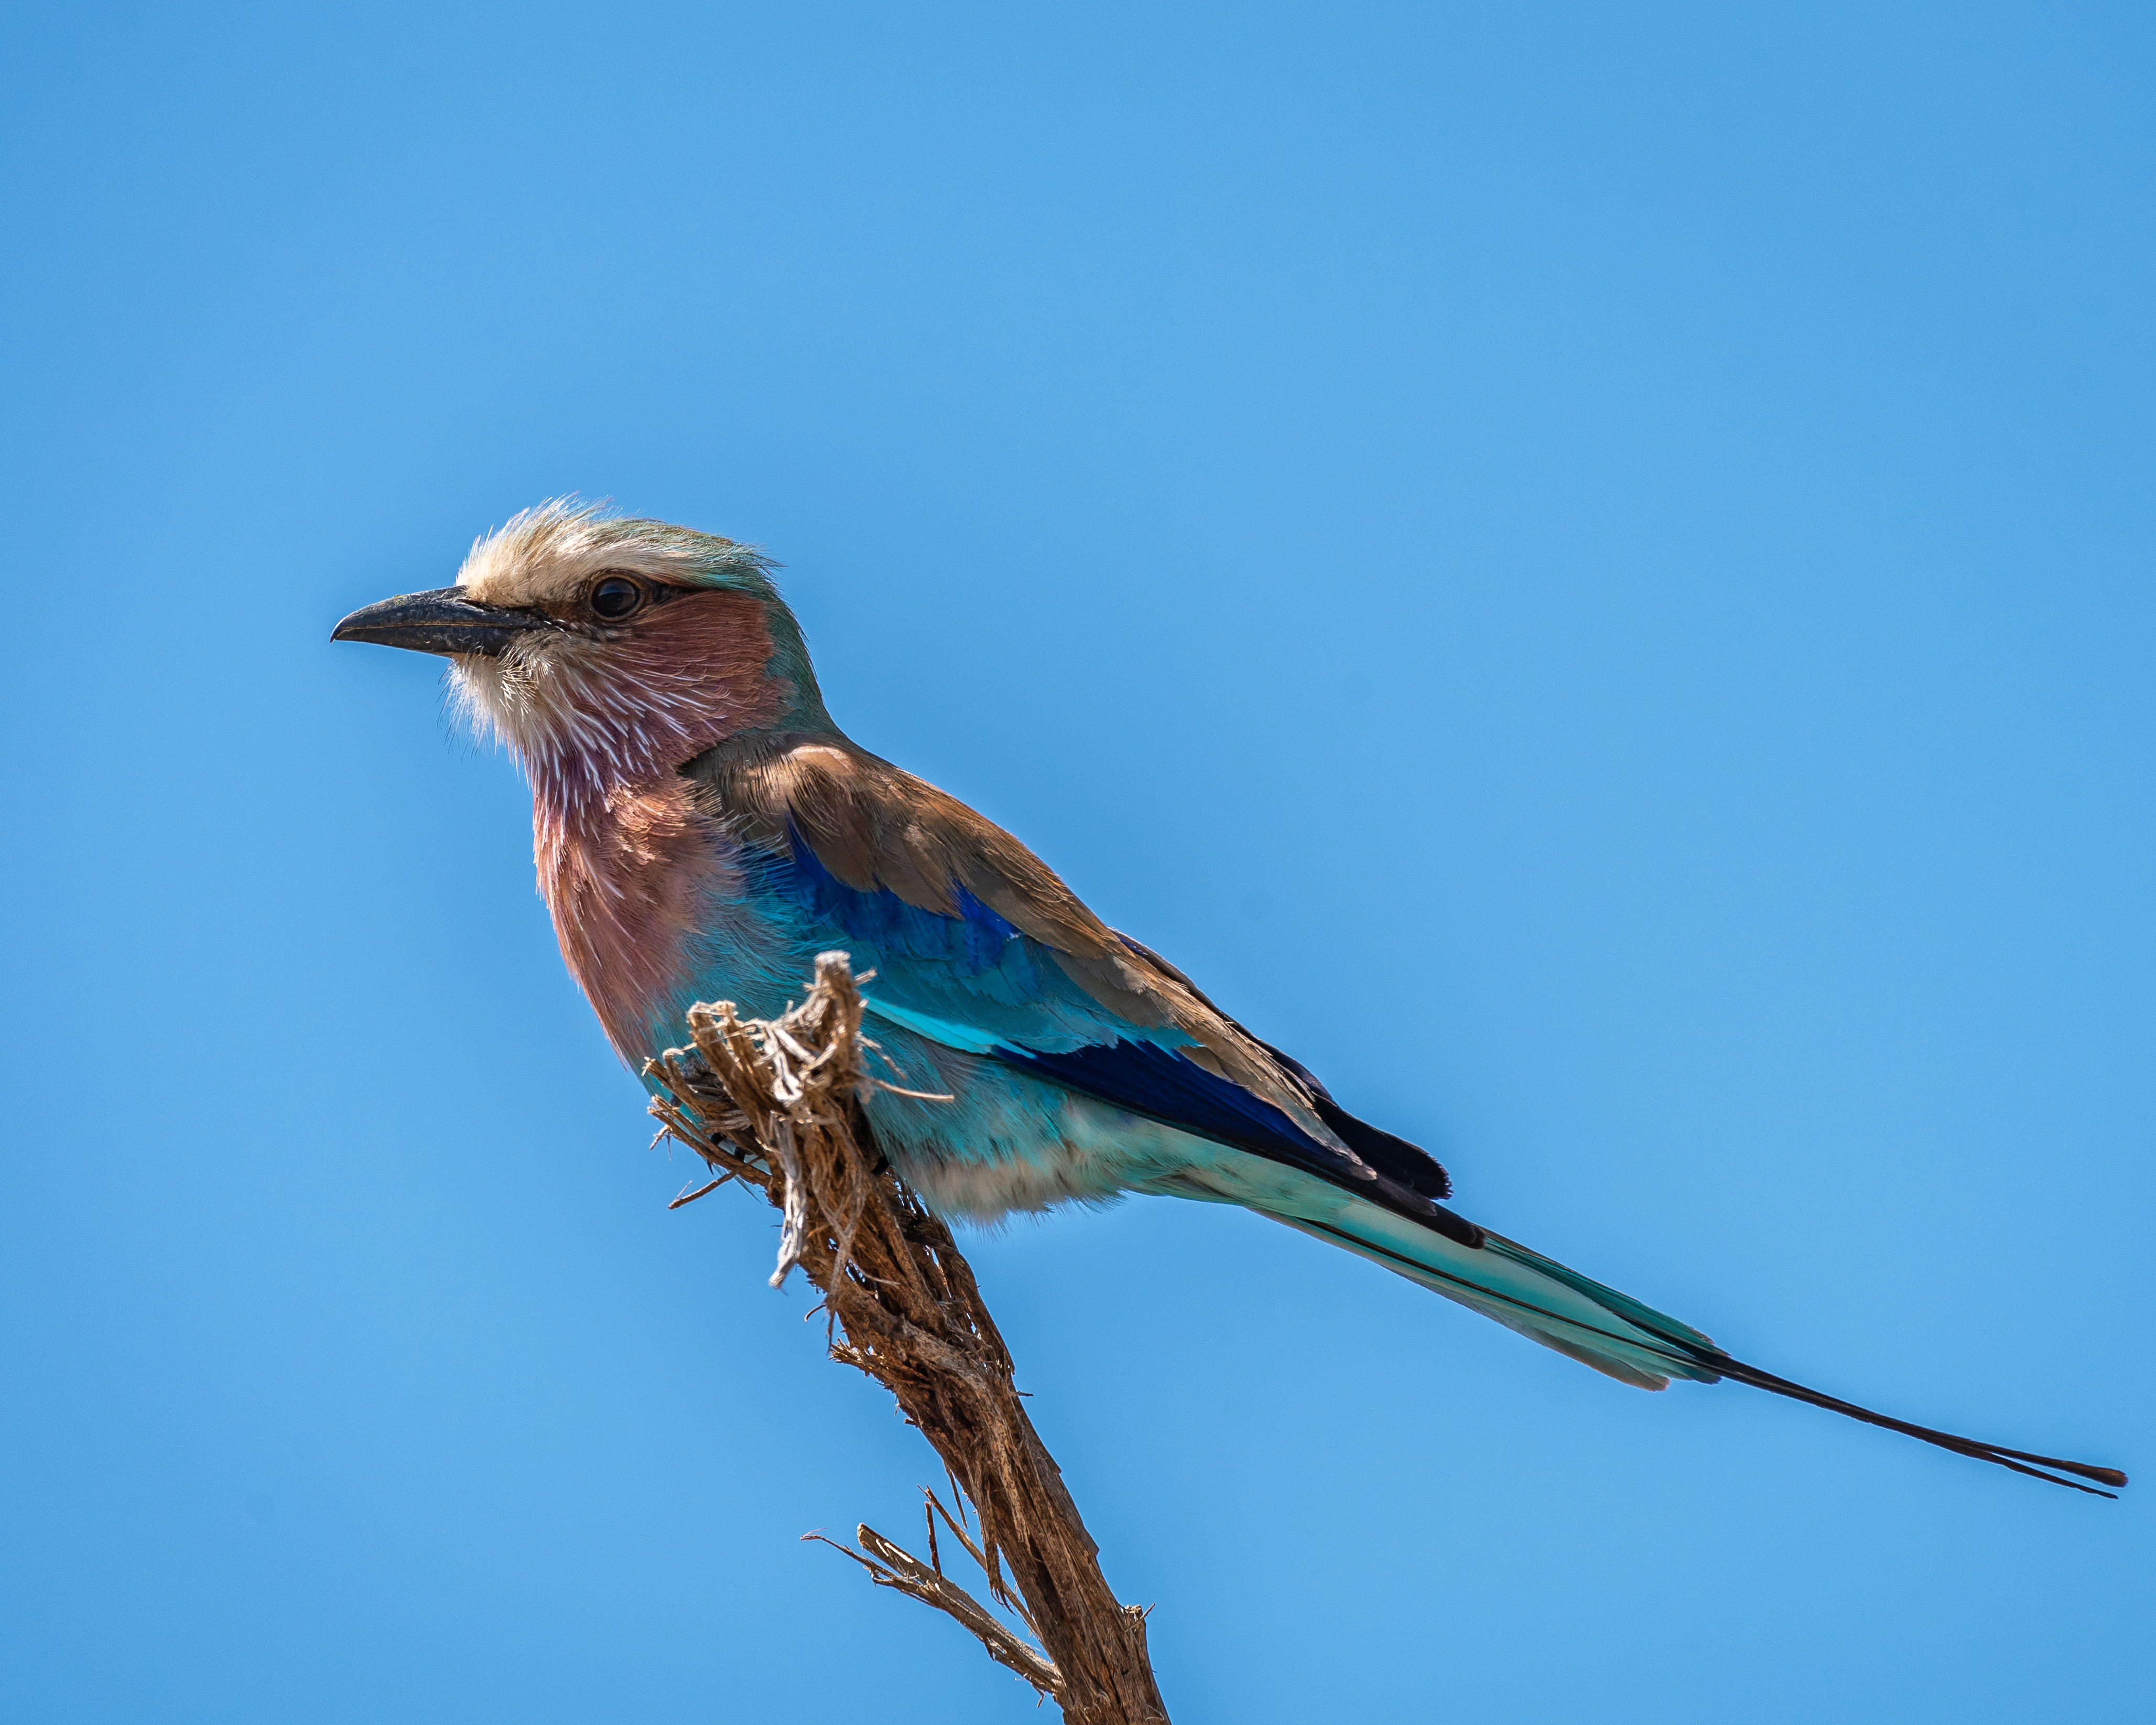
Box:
(1293, 1215, 2127, 1498)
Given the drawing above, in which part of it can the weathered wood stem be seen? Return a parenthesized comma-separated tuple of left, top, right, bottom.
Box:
(644, 952, 1170, 1724)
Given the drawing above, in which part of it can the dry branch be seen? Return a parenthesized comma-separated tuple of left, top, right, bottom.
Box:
(643, 953, 1169, 1725)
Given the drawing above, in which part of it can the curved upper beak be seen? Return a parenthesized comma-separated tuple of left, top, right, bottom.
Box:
(331, 587, 548, 658)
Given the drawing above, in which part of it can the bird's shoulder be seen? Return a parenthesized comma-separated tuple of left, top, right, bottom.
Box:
(685, 731, 1107, 952)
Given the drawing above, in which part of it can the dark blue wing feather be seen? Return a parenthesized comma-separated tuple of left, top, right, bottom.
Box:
(994, 1038, 1345, 1169)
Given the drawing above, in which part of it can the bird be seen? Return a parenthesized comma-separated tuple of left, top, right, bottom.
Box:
(335, 498, 2125, 1497)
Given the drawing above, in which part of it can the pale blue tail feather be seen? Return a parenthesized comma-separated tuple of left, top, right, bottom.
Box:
(1262, 1190, 1724, 1389)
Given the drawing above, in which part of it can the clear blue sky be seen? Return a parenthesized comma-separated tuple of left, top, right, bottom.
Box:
(2, 4, 2149, 1720)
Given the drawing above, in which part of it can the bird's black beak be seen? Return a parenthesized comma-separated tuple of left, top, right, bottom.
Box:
(331, 587, 548, 658)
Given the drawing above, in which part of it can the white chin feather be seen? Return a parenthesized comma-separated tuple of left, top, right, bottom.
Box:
(447, 631, 736, 808)
(448, 634, 611, 778)
(449, 635, 556, 756)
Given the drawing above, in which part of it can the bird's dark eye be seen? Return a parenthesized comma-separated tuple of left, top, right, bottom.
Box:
(589, 576, 644, 621)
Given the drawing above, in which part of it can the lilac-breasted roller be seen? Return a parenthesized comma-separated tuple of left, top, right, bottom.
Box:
(335, 499, 2124, 1496)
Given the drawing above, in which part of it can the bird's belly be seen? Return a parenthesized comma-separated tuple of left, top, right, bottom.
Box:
(855, 1023, 1244, 1223)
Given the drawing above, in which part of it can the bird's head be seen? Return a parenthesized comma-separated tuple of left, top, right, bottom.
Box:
(334, 499, 831, 808)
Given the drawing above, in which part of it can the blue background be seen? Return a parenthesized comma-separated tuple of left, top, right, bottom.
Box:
(2, 4, 2149, 1719)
